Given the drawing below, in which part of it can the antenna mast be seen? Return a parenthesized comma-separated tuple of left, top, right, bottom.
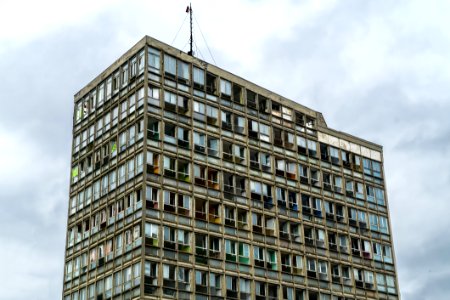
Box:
(187, 3, 194, 56)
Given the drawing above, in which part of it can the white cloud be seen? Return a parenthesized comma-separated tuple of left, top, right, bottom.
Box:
(1, 0, 450, 299)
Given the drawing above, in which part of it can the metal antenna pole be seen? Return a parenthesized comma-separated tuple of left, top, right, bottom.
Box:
(188, 3, 193, 56)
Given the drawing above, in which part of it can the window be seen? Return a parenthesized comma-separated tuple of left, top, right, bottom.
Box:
(193, 131, 206, 152)
(148, 47, 160, 73)
(375, 187, 385, 205)
(254, 245, 265, 262)
(148, 85, 159, 99)
(283, 286, 294, 300)
(334, 176, 342, 193)
(177, 229, 190, 248)
(193, 67, 205, 87)
(207, 137, 219, 157)
(164, 123, 176, 144)
(386, 275, 396, 294)
(164, 90, 177, 105)
(376, 273, 386, 292)
(239, 243, 250, 264)
(120, 64, 128, 88)
(330, 147, 340, 164)
(282, 106, 292, 121)
(206, 105, 219, 125)
(250, 180, 262, 195)
(234, 115, 245, 133)
(98, 82, 105, 107)
(318, 261, 328, 276)
(145, 223, 159, 238)
(164, 226, 176, 243)
(379, 216, 389, 234)
(164, 54, 176, 75)
(106, 76, 112, 100)
(307, 140, 317, 157)
(193, 101, 205, 121)
(225, 239, 237, 260)
(220, 79, 231, 95)
(226, 275, 237, 291)
(370, 214, 379, 231)
(366, 185, 375, 202)
(259, 123, 270, 142)
(372, 161, 382, 177)
(355, 182, 364, 199)
(255, 281, 266, 296)
(177, 61, 190, 81)
(307, 258, 316, 272)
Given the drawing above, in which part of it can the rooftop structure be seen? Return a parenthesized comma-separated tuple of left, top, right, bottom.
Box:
(63, 35, 399, 300)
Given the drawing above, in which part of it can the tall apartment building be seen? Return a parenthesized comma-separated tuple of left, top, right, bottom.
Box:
(63, 36, 399, 300)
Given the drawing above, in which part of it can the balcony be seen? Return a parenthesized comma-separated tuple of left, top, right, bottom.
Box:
(223, 152, 233, 162)
(178, 244, 191, 252)
(208, 214, 221, 224)
(177, 173, 190, 183)
(249, 130, 258, 139)
(147, 164, 160, 175)
(177, 139, 190, 149)
(195, 211, 207, 220)
(237, 221, 248, 230)
(300, 176, 309, 184)
(305, 237, 315, 246)
(329, 243, 338, 252)
(207, 180, 219, 190)
(265, 228, 275, 236)
(226, 290, 238, 299)
(239, 255, 250, 265)
(145, 237, 158, 247)
(302, 207, 312, 215)
(319, 273, 328, 281)
(352, 248, 361, 256)
(194, 144, 205, 153)
(223, 184, 234, 195)
(196, 284, 208, 294)
(225, 218, 236, 227)
(279, 231, 290, 240)
(209, 250, 221, 259)
(226, 253, 237, 262)
(313, 209, 322, 218)
(307, 270, 317, 278)
(282, 264, 292, 273)
(254, 259, 265, 268)
(250, 160, 260, 170)
(326, 213, 336, 221)
(332, 275, 341, 284)
(240, 292, 251, 300)
(164, 169, 176, 178)
(163, 240, 176, 250)
(222, 122, 232, 131)
(253, 225, 263, 234)
(196, 247, 208, 256)
(164, 203, 176, 212)
(362, 251, 372, 259)
(316, 240, 326, 248)
(194, 177, 206, 186)
(178, 207, 190, 216)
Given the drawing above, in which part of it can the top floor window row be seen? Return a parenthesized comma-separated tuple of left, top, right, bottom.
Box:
(148, 47, 316, 125)
(74, 50, 145, 124)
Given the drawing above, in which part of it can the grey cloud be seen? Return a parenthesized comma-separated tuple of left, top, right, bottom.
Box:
(0, 11, 146, 300)
(2, 1, 450, 299)
(247, 1, 450, 300)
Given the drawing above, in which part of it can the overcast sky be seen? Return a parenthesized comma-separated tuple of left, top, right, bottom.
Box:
(0, 0, 448, 299)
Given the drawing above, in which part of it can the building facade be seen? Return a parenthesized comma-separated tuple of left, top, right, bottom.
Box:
(63, 36, 399, 300)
